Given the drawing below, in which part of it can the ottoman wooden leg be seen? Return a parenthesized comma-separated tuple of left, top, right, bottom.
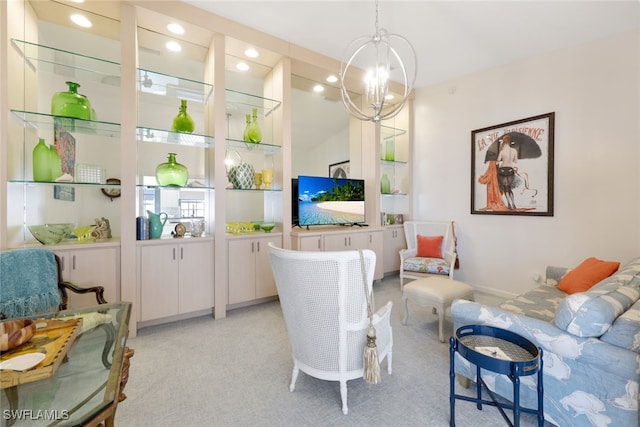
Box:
(437, 303, 446, 342)
(402, 295, 409, 325)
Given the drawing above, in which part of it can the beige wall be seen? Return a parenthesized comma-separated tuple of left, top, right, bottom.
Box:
(413, 29, 640, 297)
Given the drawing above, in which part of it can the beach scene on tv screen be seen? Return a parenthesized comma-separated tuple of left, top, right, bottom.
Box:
(298, 177, 365, 225)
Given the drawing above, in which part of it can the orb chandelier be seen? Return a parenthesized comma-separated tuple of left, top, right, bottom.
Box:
(340, 0, 417, 122)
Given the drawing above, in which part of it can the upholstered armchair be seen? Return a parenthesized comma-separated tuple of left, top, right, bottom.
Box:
(399, 220, 457, 288)
(268, 243, 393, 415)
(0, 248, 114, 367)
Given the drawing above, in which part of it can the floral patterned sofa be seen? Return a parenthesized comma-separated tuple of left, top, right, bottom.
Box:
(451, 256, 640, 427)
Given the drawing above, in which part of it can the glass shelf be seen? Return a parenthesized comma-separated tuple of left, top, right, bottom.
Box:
(136, 127, 213, 147)
(225, 89, 281, 117)
(381, 159, 408, 166)
(11, 39, 120, 86)
(136, 184, 215, 191)
(226, 188, 282, 192)
(381, 125, 407, 140)
(9, 180, 121, 188)
(137, 69, 213, 104)
(11, 110, 120, 138)
(226, 138, 281, 154)
(381, 192, 408, 197)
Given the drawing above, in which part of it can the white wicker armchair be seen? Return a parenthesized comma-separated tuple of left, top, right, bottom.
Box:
(268, 243, 393, 415)
(399, 220, 457, 288)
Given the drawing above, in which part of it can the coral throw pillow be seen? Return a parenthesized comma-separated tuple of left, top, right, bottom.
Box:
(417, 235, 444, 259)
(557, 257, 620, 294)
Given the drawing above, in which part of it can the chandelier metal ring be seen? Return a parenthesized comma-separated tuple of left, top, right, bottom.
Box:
(339, 1, 417, 122)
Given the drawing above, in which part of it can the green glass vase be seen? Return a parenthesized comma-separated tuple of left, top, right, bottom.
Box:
(246, 108, 262, 143)
(242, 114, 251, 142)
(156, 153, 188, 187)
(172, 99, 195, 133)
(32, 138, 51, 182)
(51, 81, 92, 120)
(381, 173, 391, 194)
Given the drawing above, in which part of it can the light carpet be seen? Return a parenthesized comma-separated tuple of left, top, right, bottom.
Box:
(115, 275, 549, 426)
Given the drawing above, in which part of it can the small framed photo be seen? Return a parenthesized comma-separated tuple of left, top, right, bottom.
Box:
(328, 160, 350, 179)
(471, 112, 555, 216)
(395, 214, 404, 224)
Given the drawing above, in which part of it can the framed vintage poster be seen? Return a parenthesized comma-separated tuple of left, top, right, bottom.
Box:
(328, 161, 350, 179)
(471, 112, 555, 216)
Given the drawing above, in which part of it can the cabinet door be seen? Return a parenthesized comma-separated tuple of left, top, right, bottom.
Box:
(383, 227, 407, 274)
(55, 247, 119, 309)
(178, 240, 214, 314)
(297, 235, 323, 251)
(140, 245, 179, 321)
(255, 236, 280, 299)
(367, 231, 384, 280)
(227, 239, 256, 305)
(323, 233, 350, 251)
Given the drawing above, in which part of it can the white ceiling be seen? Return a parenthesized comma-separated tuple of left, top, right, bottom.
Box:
(184, 0, 640, 89)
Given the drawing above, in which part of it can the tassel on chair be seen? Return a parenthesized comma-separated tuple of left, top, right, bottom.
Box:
(363, 325, 381, 384)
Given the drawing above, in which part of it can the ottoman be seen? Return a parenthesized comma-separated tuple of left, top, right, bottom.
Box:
(402, 277, 474, 342)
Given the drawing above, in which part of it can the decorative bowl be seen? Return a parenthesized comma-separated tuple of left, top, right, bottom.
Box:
(28, 223, 74, 245)
(0, 319, 35, 352)
(72, 225, 96, 242)
(260, 222, 276, 233)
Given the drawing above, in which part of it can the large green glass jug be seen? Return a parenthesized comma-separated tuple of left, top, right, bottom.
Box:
(51, 81, 92, 120)
(155, 153, 188, 187)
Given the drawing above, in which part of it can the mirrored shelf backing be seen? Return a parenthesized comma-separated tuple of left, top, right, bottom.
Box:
(137, 69, 213, 104)
(11, 39, 121, 86)
(11, 110, 120, 138)
(225, 89, 281, 117)
(136, 127, 213, 147)
(226, 138, 280, 154)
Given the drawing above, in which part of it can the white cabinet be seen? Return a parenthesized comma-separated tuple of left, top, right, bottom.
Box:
(383, 225, 407, 274)
(54, 245, 120, 309)
(139, 239, 214, 322)
(227, 235, 281, 305)
(297, 234, 323, 251)
(292, 228, 384, 280)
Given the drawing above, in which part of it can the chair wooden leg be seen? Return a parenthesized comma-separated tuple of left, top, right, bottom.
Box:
(340, 380, 348, 415)
(289, 363, 299, 392)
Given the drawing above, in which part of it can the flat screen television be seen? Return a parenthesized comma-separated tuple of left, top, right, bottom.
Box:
(296, 175, 365, 226)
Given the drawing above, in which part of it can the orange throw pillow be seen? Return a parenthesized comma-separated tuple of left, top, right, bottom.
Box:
(417, 235, 444, 259)
(557, 257, 620, 294)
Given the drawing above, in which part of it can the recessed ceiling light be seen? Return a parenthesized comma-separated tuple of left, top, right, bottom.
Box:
(236, 62, 250, 71)
(69, 0, 85, 3)
(167, 23, 185, 35)
(165, 41, 182, 52)
(244, 48, 259, 58)
(326, 75, 338, 83)
(313, 84, 325, 93)
(70, 14, 92, 28)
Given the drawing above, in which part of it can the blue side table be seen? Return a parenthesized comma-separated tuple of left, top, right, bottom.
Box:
(449, 325, 544, 427)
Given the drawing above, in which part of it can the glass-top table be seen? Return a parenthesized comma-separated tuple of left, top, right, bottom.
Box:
(0, 303, 132, 427)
